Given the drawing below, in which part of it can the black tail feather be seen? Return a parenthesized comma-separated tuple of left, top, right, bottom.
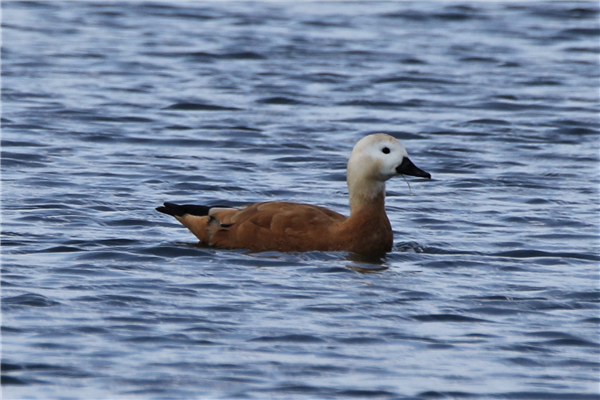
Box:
(156, 202, 212, 217)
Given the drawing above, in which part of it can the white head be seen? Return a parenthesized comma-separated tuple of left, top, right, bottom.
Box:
(346, 133, 430, 211)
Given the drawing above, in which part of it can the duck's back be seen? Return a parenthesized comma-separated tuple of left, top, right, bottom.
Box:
(209, 201, 347, 252)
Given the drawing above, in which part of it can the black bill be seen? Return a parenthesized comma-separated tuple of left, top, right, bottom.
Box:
(396, 157, 431, 179)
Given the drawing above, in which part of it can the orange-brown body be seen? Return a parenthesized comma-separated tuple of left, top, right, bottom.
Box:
(173, 194, 392, 255)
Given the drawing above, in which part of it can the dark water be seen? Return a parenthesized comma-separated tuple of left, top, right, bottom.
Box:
(2, 1, 599, 399)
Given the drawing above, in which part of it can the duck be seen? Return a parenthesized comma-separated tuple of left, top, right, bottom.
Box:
(156, 133, 431, 256)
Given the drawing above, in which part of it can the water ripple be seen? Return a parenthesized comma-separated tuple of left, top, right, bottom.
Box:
(2, 1, 599, 399)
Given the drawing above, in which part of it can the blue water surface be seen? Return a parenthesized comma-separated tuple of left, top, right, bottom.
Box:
(2, 1, 599, 399)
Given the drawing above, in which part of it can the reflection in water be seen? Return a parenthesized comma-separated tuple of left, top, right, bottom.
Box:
(346, 262, 389, 274)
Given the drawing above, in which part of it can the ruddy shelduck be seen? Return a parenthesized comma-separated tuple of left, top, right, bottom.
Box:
(157, 134, 431, 255)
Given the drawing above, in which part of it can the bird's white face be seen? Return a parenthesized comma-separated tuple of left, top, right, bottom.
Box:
(346, 133, 430, 209)
(348, 133, 431, 185)
(349, 133, 410, 181)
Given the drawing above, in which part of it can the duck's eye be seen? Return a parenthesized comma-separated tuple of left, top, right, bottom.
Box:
(382, 147, 390, 154)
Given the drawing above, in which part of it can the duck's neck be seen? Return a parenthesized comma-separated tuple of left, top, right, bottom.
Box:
(348, 179, 387, 216)
(346, 180, 393, 255)
(343, 176, 393, 255)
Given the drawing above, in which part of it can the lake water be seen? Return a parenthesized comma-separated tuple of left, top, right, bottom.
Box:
(2, 1, 599, 399)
